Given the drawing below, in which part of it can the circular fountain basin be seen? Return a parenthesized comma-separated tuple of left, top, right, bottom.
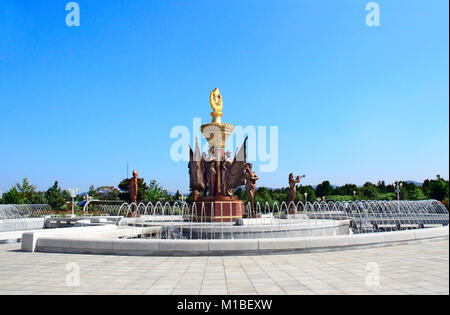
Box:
(119, 215, 350, 239)
(172, 219, 350, 239)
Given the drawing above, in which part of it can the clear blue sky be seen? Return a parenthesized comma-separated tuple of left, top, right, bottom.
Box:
(1, 0, 448, 194)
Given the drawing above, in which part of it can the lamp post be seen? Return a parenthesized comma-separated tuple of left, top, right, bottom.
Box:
(394, 182, 403, 201)
(304, 192, 308, 203)
(68, 188, 78, 216)
(353, 190, 356, 200)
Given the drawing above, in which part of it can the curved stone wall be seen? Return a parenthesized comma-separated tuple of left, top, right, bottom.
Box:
(23, 225, 449, 256)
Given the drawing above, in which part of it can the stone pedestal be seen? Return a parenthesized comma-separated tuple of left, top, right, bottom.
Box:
(191, 196, 245, 222)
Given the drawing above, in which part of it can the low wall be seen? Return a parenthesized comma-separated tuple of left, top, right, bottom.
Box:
(0, 218, 46, 233)
(21, 225, 158, 252)
(22, 225, 449, 256)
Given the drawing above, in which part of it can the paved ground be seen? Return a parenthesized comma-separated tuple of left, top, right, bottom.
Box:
(0, 240, 448, 295)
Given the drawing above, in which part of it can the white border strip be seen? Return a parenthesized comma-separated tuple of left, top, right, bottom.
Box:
(22, 226, 449, 256)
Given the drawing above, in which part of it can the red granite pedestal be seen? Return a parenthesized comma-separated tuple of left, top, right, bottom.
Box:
(191, 196, 245, 222)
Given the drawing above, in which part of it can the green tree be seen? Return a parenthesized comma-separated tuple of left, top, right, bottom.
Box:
(360, 184, 378, 200)
(30, 192, 48, 204)
(407, 186, 426, 200)
(1, 178, 39, 204)
(46, 181, 65, 210)
(1, 188, 23, 204)
(297, 185, 317, 202)
(90, 186, 120, 200)
(377, 180, 392, 194)
(145, 180, 170, 202)
(332, 186, 343, 195)
(399, 186, 409, 200)
(88, 185, 97, 198)
(118, 178, 171, 203)
(255, 187, 274, 205)
(15, 178, 37, 202)
(315, 181, 333, 197)
(422, 176, 449, 201)
(234, 187, 248, 203)
(430, 179, 448, 201)
(174, 190, 182, 202)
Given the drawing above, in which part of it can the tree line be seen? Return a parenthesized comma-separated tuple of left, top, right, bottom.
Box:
(1, 175, 448, 210)
(0, 177, 182, 210)
(235, 175, 449, 209)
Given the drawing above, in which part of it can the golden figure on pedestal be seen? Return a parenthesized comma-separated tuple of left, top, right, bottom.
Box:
(210, 88, 223, 113)
(209, 88, 224, 124)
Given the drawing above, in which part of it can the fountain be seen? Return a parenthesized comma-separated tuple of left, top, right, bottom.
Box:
(16, 89, 450, 255)
(188, 88, 257, 222)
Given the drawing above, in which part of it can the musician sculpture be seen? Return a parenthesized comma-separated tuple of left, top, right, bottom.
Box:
(288, 173, 305, 213)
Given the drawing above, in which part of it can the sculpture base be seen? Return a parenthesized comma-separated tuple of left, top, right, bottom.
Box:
(191, 196, 245, 222)
(126, 212, 140, 218)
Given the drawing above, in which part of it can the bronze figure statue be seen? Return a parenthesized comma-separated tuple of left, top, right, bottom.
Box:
(129, 170, 139, 216)
(201, 152, 208, 196)
(206, 160, 216, 196)
(130, 170, 138, 204)
(224, 137, 248, 197)
(189, 139, 205, 201)
(222, 151, 232, 194)
(288, 173, 305, 212)
(244, 163, 259, 216)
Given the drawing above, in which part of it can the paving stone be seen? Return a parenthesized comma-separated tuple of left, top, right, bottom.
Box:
(0, 239, 447, 295)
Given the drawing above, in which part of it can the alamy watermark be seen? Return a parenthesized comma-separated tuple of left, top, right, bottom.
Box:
(63, 3, 380, 29)
(365, 2, 380, 27)
(65, 262, 80, 287)
(65, 2, 80, 27)
(169, 118, 279, 172)
(365, 262, 380, 287)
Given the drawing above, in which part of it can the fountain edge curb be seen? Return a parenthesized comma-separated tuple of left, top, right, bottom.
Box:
(22, 226, 449, 256)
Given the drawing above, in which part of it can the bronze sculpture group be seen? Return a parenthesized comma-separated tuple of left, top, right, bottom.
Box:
(189, 136, 259, 216)
(121, 88, 307, 221)
(125, 86, 308, 221)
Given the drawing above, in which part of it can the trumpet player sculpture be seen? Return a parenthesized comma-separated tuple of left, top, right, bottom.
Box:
(188, 88, 255, 222)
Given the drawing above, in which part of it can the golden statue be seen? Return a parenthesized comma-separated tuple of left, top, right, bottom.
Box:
(210, 88, 223, 113)
(209, 88, 224, 124)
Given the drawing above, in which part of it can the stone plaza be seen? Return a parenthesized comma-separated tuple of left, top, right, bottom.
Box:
(0, 239, 447, 295)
